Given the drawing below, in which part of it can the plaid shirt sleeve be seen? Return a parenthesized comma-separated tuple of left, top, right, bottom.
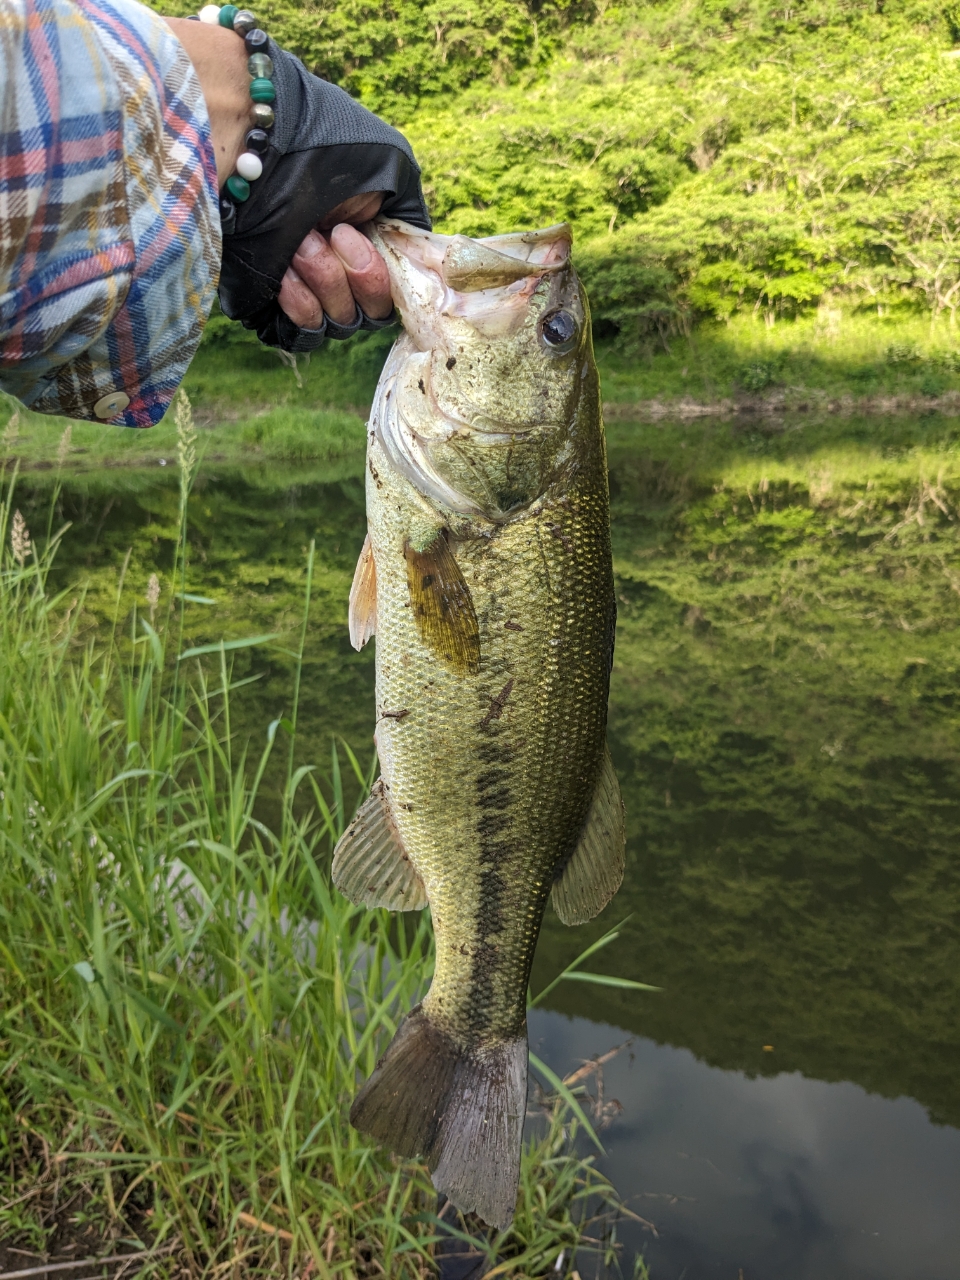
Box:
(0, 0, 221, 426)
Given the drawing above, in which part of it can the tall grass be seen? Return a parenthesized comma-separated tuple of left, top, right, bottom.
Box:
(0, 423, 630, 1278)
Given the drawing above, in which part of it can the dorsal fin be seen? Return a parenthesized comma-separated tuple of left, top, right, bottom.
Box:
(333, 779, 428, 912)
(551, 747, 625, 926)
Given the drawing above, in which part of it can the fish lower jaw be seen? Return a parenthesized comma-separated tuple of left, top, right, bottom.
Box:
(402, 386, 547, 443)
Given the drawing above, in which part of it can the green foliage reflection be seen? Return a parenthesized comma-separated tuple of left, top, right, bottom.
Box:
(532, 411, 960, 1128)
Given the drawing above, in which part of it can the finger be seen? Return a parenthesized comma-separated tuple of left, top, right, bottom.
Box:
(291, 231, 356, 325)
(278, 267, 323, 330)
(330, 224, 393, 320)
(318, 191, 385, 232)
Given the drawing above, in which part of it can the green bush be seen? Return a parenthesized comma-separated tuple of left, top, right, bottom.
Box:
(411, 1, 960, 331)
(159, 0, 597, 118)
(738, 360, 777, 391)
(158, 0, 960, 336)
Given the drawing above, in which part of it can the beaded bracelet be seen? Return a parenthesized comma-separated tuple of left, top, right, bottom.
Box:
(196, 4, 274, 229)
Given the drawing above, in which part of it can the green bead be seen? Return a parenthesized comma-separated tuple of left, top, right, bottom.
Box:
(247, 52, 273, 78)
(249, 77, 276, 103)
(225, 173, 250, 202)
(250, 102, 275, 128)
(218, 4, 239, 26)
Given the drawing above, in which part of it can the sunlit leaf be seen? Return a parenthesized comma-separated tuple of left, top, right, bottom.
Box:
(177, 633, 278, 662)
(561, 972, 661, 991)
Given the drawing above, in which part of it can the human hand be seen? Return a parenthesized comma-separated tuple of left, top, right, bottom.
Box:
(278, 196, 393, 332)
(214, 40, 430, 352)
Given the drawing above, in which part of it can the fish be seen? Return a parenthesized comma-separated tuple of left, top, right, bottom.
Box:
(332, 217, 625, 1229)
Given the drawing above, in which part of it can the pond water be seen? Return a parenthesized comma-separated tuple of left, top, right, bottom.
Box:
(13, 409, 960, 1279)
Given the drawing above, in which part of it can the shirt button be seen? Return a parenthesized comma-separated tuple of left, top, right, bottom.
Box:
(93, 391, 131, 419)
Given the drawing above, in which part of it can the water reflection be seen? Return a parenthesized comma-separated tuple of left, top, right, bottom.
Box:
(531, 1010, 960, 1280)
(14, 410, 960, 1275)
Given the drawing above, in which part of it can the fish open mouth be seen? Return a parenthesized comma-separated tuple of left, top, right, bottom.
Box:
(367, 219, 583, 520)
(374, 219, 572, 295)
(368, 219, 575, 352)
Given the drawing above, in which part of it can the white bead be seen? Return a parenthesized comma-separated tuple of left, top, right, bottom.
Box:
(198, 5, 221, 23)
(235, 151, 263, 181)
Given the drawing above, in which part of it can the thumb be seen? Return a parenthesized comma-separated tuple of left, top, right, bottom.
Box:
(329, 224, 393, 319)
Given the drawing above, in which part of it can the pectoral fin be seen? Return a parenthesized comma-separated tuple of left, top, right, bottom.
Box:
(333, 779, 428, 911)
(405, 532, 480, 675)
(551, 747, 625, 926)
(348, 533, 377, 651)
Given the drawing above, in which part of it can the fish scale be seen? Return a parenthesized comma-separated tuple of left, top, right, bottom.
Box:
(334, 217, 624, 1229)
(372, 436, 612, 1042)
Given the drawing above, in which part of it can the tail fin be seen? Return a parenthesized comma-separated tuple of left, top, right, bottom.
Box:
(349, 1005, 527, 1230)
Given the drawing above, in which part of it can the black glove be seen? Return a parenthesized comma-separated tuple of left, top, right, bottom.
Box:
(218, 43, 431, 353)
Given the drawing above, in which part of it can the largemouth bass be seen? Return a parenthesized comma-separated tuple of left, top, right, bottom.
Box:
(333, 218, 624, 1228)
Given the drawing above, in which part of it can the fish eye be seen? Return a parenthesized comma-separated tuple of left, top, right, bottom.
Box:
(540, 309, 578, 352)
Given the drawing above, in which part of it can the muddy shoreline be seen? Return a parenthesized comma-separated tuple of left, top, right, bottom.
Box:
(602, 388, 960, 421)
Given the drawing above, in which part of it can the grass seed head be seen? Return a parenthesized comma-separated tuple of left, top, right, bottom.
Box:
(56, 423, 72, 466)
(10, 509, 31, 566)
(2, 408, 20, 450)
(146, 572, 161, 620)
(176, 389, 198, 478)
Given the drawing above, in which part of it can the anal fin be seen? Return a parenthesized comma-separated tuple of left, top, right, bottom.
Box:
(551, 746, 625, 926)
(348, 533, 377, 651)
(333, 778, 428, 911)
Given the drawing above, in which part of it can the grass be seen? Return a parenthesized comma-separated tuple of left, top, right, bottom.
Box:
(0, 393, 367, 476)
(597, 309, 960, 409)
(9, 309, 960, 476)
(0, 400, 641, 1280)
